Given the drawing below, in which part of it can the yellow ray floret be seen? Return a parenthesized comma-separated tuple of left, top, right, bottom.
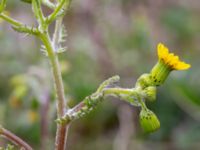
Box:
(157, 43, 191, 70)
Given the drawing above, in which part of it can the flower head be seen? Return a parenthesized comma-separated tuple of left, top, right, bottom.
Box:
(157, 43, 190, 70)
(151, 43, 191, 86)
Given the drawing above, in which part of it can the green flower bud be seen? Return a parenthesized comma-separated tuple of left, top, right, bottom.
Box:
(139, 108, 160, 133)
(144, 86, 156, 102)
(136, 74, 153, 89)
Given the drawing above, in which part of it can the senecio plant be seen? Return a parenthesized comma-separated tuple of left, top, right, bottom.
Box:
(0, 0, 191, 150)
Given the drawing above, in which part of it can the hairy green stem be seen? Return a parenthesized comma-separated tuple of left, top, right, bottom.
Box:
(39, 0, 70, 149)
(0, 13, 39, 35)
(50, 1, 72, 148)
(40, 32, 68, 150)
(103, 88, 134, 96)
(46, 0, 66, 24)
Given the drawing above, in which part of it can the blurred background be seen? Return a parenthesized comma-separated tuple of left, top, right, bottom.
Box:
(0, 0, 200, 149)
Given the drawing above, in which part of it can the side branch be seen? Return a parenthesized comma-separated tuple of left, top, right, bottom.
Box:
(0, 126, 33, 150)
(0, 13, 23, 27)
(58, 88, 137, 123)
(58, 74, 157, 124)
(0, 13, 39, 35)
(46, 0, 69, 24)
(57, 76, 122, 123)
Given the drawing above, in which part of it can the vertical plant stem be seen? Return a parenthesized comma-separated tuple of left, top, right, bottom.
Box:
(52, 13, 70, 150)
(40, 90, 50, 150)
(40, 31, 69, 150)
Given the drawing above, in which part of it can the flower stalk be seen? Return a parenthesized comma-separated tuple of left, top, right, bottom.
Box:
(58, 43, 191, 134)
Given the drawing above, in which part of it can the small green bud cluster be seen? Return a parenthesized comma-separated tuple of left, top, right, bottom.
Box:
(58, 69, 166, 133)
(135, 74, 153, 89)
(135, 73, 156, 102)
(143, 86, 156, 102)
(58, 73, 162, 133)
(135, 73, 161, 133)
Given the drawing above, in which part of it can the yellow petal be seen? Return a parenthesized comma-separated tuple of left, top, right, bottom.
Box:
(162, 46, 169, 58)
(166, 53, 174, 64)
(157, 43, 169, 60)
(157, 43, 163, 59)
(171, 56, 179, 63)
(174, 62, 191, 70)
(156, 43, 191, 71)
(170, 55, 179, 68)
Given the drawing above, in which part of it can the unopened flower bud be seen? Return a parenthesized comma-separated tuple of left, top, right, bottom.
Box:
(136, 74, 153, 89)
(139, 108, 160, 133)
(144, 86, 156, 102)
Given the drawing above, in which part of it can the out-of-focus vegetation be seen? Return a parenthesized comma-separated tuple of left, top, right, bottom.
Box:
(0, 0, 200, 149)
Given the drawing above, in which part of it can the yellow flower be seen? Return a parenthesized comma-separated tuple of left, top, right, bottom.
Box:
(157, 43, 191, 70)
(151, 43, 191, 86)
